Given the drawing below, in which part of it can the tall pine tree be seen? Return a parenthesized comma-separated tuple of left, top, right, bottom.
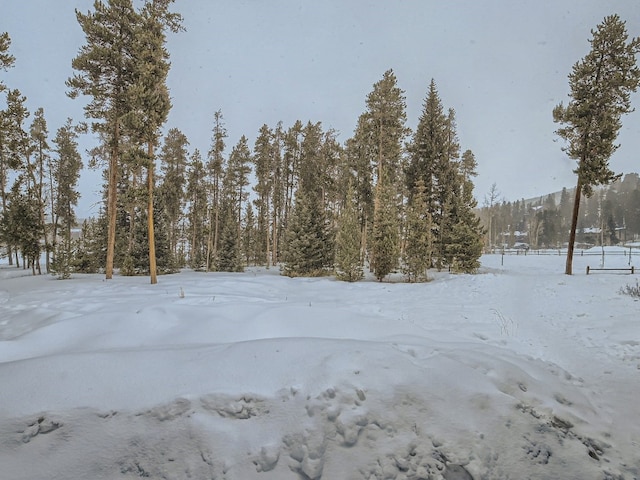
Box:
(553, 14, 640, 274)
(68, 0, 142, 279)
(359, 70, 407, 280)
(51, 119, 83, 279)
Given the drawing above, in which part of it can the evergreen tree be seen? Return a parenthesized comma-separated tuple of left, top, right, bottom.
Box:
(553, 14, 640, 274)
(253, 124, 275, 266)
(371, 178, 399, 281)
(282, 121, 304, 251)
(73, 217, 106, 273)
(51, 119, 83, 279)
(1, 89, 45, 271)
(158, 127, 189, 263)
(0, 32, 15, 88)
(360, 70, 407, 279)
(335, 185, 363, 282)
(343, 121, 374, 259)
(403, 179, 432, 282)
(445, 149, 484, 273)
(126, 0, 182, 283)
(28, 108, 52, 272)
(205, 110, 226, 270)
(215, 137, 251, 272)
(68, 0, 142, 279)
(217, 201, 243, 272)
(268, 122, 285, 266)
(282, 122, 334, 277)
(186, 149, 207, 269)
(243, 202, 258, 266)
(124, 195, 175, 274)
(559, 187, 572, 234)
(282, 186, 333, 277)
(0, 91, 24, 265)
(1, 183, 41, 273)
(0, 32, 14, 262)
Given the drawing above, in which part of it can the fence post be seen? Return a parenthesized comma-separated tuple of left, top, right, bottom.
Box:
(586, 266, 590, 275)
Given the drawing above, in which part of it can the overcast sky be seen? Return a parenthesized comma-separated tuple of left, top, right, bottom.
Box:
(4, 0, 640, 218)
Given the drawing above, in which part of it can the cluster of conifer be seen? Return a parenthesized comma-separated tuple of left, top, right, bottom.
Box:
(1, 2, 484, 282)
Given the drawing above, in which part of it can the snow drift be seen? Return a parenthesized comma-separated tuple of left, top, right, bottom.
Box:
(1, 252, 638, 479)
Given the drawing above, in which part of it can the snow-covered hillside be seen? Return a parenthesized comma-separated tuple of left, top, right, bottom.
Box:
(1, 253, 638, 479)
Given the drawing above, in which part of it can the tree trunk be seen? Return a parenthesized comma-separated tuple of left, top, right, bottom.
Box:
(105, 122, 119, 280)
(265, 193, 271, 268)
(565, 180, 583, 275)
(148, 142, 158, 284)
(127, 171, 137, 259)
(271, 206, 278, 267)
(49, 158, 58, 272)
(205, 206, 213, 272)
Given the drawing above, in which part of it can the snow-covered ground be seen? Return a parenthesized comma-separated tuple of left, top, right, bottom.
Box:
(1, 252, 638, 479)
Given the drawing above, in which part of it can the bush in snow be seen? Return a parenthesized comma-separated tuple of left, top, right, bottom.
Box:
(619, 280, 640, 299)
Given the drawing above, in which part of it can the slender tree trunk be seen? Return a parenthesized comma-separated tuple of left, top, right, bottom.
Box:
(127, 171, 137, 258)
(106, 123, 119, 280)
(37, 150, 50, 274)
(49, 159, 57, 271)
(361, 215, 368, 267)
(271, 211, 277, 266)
(148, 142, 158, 284)
(205, 206, 213, 272)
(265, 193, 271, 268)
(147, 166, 158, 285)
(1, 191, 13, 266)
(565, 180, 583, 275)
(210, 176, 220, 267)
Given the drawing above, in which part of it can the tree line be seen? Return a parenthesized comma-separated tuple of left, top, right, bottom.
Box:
(481, 173, 640, 250)
(0, 1, 483, 282)
(4, 7, 637, 279)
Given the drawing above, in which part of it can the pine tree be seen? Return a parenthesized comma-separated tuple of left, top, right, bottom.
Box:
(445, 149, 484, 273)
(205, 110, 227, 271)
(51, 119, 83, 279)
(282, 121, 304, 249)
(282, 122, 334, 277)
(73, 217, 105, 274)
(282, 187, 333, 277)
(29, 108, 52, 272)
(334, 184, 363, 282)
(253, 124, 275, 266)
(371, 178, 399, 281)
(343, 123, 374, 259)
(269, 122, 285, 266)
(127, 0, 182, 283)
(217, 201, 243, 272)
(1, 183, 41, 273)
(158, 127, 189, 263)
(403, 179, 432, 282)
(0, 33, 15, 262)
(186, 149, 207, 269)
(225, 136, 252, 229)
(0, 90, 24, 265)
(243, 202, 258, 266)
(0, 32, 14, 91)
(68, 0, 142, 279)
(1, 89, 44, 272)
(215, 137, 251, 272)
(553, 14, 640, 274)
(362, 70, 407, 280)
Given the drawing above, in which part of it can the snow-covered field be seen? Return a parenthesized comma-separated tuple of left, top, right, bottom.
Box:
(1, 251, 639, 479)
